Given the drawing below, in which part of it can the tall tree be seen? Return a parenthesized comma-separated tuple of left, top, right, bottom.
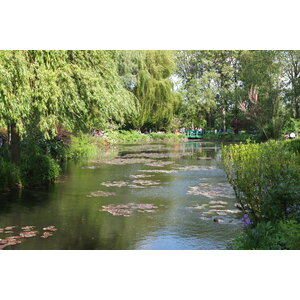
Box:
(0, 50, 138, 162)
(282, 50, 300, 119)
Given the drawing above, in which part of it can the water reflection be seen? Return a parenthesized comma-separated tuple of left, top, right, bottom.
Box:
(0, 141, 242, 250)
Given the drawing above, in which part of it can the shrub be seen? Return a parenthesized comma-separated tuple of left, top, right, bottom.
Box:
(105, 130, 184, 143)
(287, 139, 300, 155)
(221, 140, 300, 223)
(229, 220, 300, 250)
(149, 132, 184, 141)
(65, 135, 99, 160)
(21, 152, 60, 186)
(0, 157, 20, 191)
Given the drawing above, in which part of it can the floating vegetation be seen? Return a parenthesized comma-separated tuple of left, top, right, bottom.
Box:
(21, 226, 35, 231)
(101, 179, 160, 189)
(132, 180, 160, 186)
(139, 169, 178, 174)
(41, 232, 53, 239)
(209, 205, 226, 209)
(187, 182, 235, 198)
(20, 231, 38, 238)
(90, 158, 154, 165)
(145, 161, 174, 167)
(101, 203, 159, 216)
(178, 165, 217, 171)
(4, 226, 17, 231)
(81, 166, 99, 169)
(43, 226, 58, 232)
(129, 174, 154, 179)
(0, 225, 59, 250)
(101, 181, 129, 187)
(190, 204, 209, 210)
(122, 152, 192, 159)
(0, 236, 23, 249)
(207, 209, 240, 215)
(121, 145, 171, 152)
(87, 191, 116, 197)
(209, 201, 228, 205)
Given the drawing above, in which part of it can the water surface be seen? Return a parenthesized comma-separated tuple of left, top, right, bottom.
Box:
(0, 141, 242, 250)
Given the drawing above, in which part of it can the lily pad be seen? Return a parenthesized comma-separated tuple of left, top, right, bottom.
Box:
(21, 226, 35, 231)
(19, 231, 38, 238)
(4, 226, 17, 231)
(87, 191, 116, 197)
(139, 169, 177, 174)
(101, 179, 160, 188)
(129, 174, 154, 179)
(132, 180, 160, 186)
(41, 232, 53, 239)
(90, 158, 154, 165)
(187, 182, 235, 198)
(101, 203, 159, 216)
(81, 166, 99, 169)
(0, 237, 23, 249)
(178, 165, 217, 171)
(145, 161, 174, 167)
(43, 226, 58, 232)
(209, 201, 228, 205)
(122, 152, 192, 159)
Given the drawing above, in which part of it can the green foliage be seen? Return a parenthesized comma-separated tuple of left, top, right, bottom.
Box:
(221, 140, 300, 222)
(135, 51, 179, 130)
(201, 131, 259, 142)
(0, 50, 138, 139)
(287, 139, 300, 154)
(64, 134, 102, 160)
(229, 220, 300, 250)
(21, 152, 60, 186)
(282, 118, 300, 135)
(149, 132, 184, 141)
(0, 157, 20, 191)
(104, 130, 184, 143)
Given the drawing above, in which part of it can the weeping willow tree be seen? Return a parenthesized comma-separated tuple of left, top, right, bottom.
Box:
(0, 50, 138, 162)
(134, 50, 178, 130)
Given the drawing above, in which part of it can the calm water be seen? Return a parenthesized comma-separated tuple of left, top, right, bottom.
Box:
(0, 141, 242, 250)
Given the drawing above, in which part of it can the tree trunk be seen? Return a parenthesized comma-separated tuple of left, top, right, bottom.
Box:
(222, 106, 226, 131)
(10, 123, 20, 164)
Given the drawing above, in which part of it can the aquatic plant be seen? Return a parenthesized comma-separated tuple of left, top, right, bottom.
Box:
(101, 203, 159, 216)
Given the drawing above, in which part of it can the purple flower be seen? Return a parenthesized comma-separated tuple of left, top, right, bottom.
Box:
(241, 214, 253, 226)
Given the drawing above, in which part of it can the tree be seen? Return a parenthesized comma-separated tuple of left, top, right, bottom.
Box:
(135, 50, 178, 130)
(282, 51, 300, 119)
(238, 50, 284, 139)
(0, 50, 138, 162)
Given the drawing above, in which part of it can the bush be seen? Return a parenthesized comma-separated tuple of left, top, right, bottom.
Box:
(202, 131, 259, 142)
(21, 152, 60, 186)
(149, 132, 184, 141)
(65, 135, 99, 160)
(0, 157, 20, 192)
(105, 130, 184, 143)
(287, 139, 300, 155)
(229, 220, 300, 250)
(221, 140, 300, 223)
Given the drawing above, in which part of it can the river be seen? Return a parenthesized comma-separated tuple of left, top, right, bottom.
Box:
(0, 141, 242, 250)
